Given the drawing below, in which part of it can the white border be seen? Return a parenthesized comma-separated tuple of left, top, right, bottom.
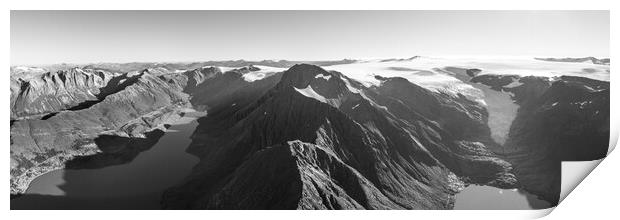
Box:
(3, 1, 617, 219)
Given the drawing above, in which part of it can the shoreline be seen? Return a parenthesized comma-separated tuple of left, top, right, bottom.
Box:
(10, 105, 197, 197)
(10, 143, 101, 197)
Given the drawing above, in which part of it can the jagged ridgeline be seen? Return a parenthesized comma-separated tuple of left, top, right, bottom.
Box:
(9, 60, 609, 209)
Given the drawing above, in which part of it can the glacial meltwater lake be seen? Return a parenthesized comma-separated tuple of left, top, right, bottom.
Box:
(454, 185, 552, 210)
(11, 111, 205, 210)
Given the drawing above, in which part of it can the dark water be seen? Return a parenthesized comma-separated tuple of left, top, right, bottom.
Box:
(11, 112, 204, 210)
(454, 185, 552, 210)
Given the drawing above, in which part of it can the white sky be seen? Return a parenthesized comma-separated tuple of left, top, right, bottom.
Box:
(10, 10, 609, 65)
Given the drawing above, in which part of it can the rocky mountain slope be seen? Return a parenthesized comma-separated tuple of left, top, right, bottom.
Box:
(10, 69, 189, 195)
(161, 64, 516, 209)
(10, 68, 119, 120)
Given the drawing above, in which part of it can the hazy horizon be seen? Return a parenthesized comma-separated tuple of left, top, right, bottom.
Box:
(11, 10, 610, 65)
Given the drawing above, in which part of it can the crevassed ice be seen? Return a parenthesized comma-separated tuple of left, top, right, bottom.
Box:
(325, 59, 481, 98)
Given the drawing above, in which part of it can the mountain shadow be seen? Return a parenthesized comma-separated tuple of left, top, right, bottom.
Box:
(11, 127, 170, 210)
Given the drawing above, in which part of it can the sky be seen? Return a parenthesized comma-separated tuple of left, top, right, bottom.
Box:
(10, 10, 609, 65)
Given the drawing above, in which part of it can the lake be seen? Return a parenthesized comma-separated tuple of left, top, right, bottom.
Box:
(454, 185, 552, 210)
(11, 111, 205, 210)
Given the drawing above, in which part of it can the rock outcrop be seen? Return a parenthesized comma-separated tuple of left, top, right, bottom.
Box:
(10, 68, 119, 119)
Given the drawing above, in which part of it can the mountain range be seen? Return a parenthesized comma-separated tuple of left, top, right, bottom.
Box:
(10, 57, 610, 209)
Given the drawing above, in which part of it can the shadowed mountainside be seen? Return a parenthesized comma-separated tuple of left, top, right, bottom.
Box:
(458, 71, 609, 205)
(161, 64, 516, 209)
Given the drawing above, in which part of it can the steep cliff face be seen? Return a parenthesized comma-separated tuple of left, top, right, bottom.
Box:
(162, 64, 515, 209)
(466, 73, 610, 205)
(10, 68, 119, 119)
(10, 70, 188, 195)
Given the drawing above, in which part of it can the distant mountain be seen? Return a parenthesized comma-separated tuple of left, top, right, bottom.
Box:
(10, 68, 119, 119)
(8, 59, 358, 75)
(379, 56, 421, 62)
(535, 57, 610, 65)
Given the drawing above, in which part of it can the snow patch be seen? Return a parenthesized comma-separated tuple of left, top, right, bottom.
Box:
(573, 101, 592, 109)
(583, 85, 606, 92)
(241, 65, 286, 82)
(476, 99, 488, 106)
(315, 73, 332, 81)
(340, 76, 360, 94)
(218, 66, 236, 73)
(294, 85, 328, 103)
(504, 80, 524, 88)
